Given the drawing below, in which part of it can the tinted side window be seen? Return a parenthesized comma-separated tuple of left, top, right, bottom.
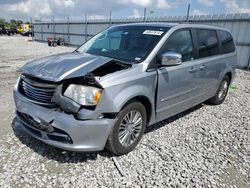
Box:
(160, 30, 194, 62)
(218, 30, 235, 54)
(196, 29, 219, 58)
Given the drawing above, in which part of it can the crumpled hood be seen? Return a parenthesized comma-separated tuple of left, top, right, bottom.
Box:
(21, 52, 112, 82)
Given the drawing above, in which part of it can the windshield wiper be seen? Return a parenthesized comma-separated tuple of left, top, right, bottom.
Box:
(109, 58, 132, 65)
(74, 49, 81, 54)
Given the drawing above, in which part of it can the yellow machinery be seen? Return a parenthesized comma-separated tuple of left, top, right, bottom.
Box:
(17, 24, 30, 33)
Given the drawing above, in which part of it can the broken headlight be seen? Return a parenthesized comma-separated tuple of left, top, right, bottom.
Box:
(64, 84, 102, 106)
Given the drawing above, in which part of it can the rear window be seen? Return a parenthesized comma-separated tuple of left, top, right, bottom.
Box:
(218, 30, 235, 54)
(196, 29, 219, 58)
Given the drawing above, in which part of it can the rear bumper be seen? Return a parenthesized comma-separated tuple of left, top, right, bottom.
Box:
(14, 90, 116, 152)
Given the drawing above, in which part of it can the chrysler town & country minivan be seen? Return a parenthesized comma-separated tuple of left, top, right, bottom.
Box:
(14, 23, 236, 155)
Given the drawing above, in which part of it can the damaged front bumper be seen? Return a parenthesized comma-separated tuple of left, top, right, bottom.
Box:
(14, 90, 116, 152)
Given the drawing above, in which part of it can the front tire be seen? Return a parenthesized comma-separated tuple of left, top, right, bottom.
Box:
(106, 101, 147, 155)
(208, 75, 230, 105)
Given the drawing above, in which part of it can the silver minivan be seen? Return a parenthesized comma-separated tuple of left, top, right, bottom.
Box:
(14, 23, 236, 155)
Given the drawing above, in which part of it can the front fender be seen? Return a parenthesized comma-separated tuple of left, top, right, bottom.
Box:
(96, 71, 157, 116)
(113, 85, 154, 112)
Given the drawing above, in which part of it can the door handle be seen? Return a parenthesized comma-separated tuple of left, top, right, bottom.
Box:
(200, 65, 206, 71)
(189, 67, 197, 73)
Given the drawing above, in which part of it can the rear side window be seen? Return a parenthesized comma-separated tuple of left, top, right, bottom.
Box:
(160, 29, 194, 62)
(218, 30, 235, 54)
(196, 29, 219, 58)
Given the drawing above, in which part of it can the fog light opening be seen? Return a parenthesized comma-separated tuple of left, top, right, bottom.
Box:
(98, 114, 104, 119)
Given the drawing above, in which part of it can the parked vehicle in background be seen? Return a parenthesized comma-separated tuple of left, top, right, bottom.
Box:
(21, 29, 34, 37)
(17, 23, 31, 33)
(12, 28, 18, 34)
(0, 28, 15, 35)
(47, 36, 65, 46)
(8, 28, 16, 35)
(14, 23, 237, 155)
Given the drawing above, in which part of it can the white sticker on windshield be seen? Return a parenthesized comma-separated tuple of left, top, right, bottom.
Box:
(143, 30, 164, 36)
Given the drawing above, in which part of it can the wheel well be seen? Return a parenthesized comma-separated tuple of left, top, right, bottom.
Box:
(123, 96, 152, 124)
(225, 72, 232, 83)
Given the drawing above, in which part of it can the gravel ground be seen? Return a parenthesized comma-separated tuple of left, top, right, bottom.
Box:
(0, 35, 249, 187)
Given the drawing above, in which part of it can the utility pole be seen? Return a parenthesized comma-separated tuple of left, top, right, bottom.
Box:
(67, 15, 70, 46)
(186, 3, 190, 22)
(85, 13, 88, 42)
(143, 8, 147, 22)
(109, 10, 112, 26)
(52, 16, 55, 38)
(41, 16, 43, 41)
(30, 17, 33, 40)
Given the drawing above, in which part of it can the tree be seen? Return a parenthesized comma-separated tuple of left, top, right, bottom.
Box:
(4, 21, 10, 29)
(0, 18, 5, 28)
(0, 18, 25, 29)
(10, 19, 18, 29)
(17, 20, 23, 26)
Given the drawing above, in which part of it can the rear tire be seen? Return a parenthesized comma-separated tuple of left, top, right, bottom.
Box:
(208, 75, 230, 105)
(106, 101, 147, 155)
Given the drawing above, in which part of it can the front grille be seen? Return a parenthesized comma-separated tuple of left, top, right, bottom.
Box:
(19, 76, 57, 106)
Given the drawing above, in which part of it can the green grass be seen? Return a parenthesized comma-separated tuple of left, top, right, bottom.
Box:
(229, 85, 237, 92)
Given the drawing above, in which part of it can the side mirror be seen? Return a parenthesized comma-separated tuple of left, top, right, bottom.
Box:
(161, 52, 182, 66)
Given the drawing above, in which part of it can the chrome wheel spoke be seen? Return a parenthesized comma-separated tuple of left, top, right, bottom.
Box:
(223, 81, 228, 90)
(119, 123, 127, 130)
(130, 131, 136, 141)
(128, 111, 133, 123)
(132, 111, 140, 123)
(133, 126, 141, 133)
(133, 117, 142, 126)
(120, 131, 130, 145)
(124, 133, 131, 146)
(123, 114, 130, 124)
(118, 129, 127, 139)
(218, 92, 223, 99)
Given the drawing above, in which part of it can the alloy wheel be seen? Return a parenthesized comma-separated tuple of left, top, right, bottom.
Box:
(218, 80, 228, 101)
(118, 110, 143, 147)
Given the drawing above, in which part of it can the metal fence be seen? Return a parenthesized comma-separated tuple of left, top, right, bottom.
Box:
(33, 13, 250, 69)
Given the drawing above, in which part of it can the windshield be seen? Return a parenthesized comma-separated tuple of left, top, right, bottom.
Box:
(76, 25, 170, 62)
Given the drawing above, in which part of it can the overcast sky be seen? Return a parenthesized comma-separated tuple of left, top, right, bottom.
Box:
(0, 0, 250, 22)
